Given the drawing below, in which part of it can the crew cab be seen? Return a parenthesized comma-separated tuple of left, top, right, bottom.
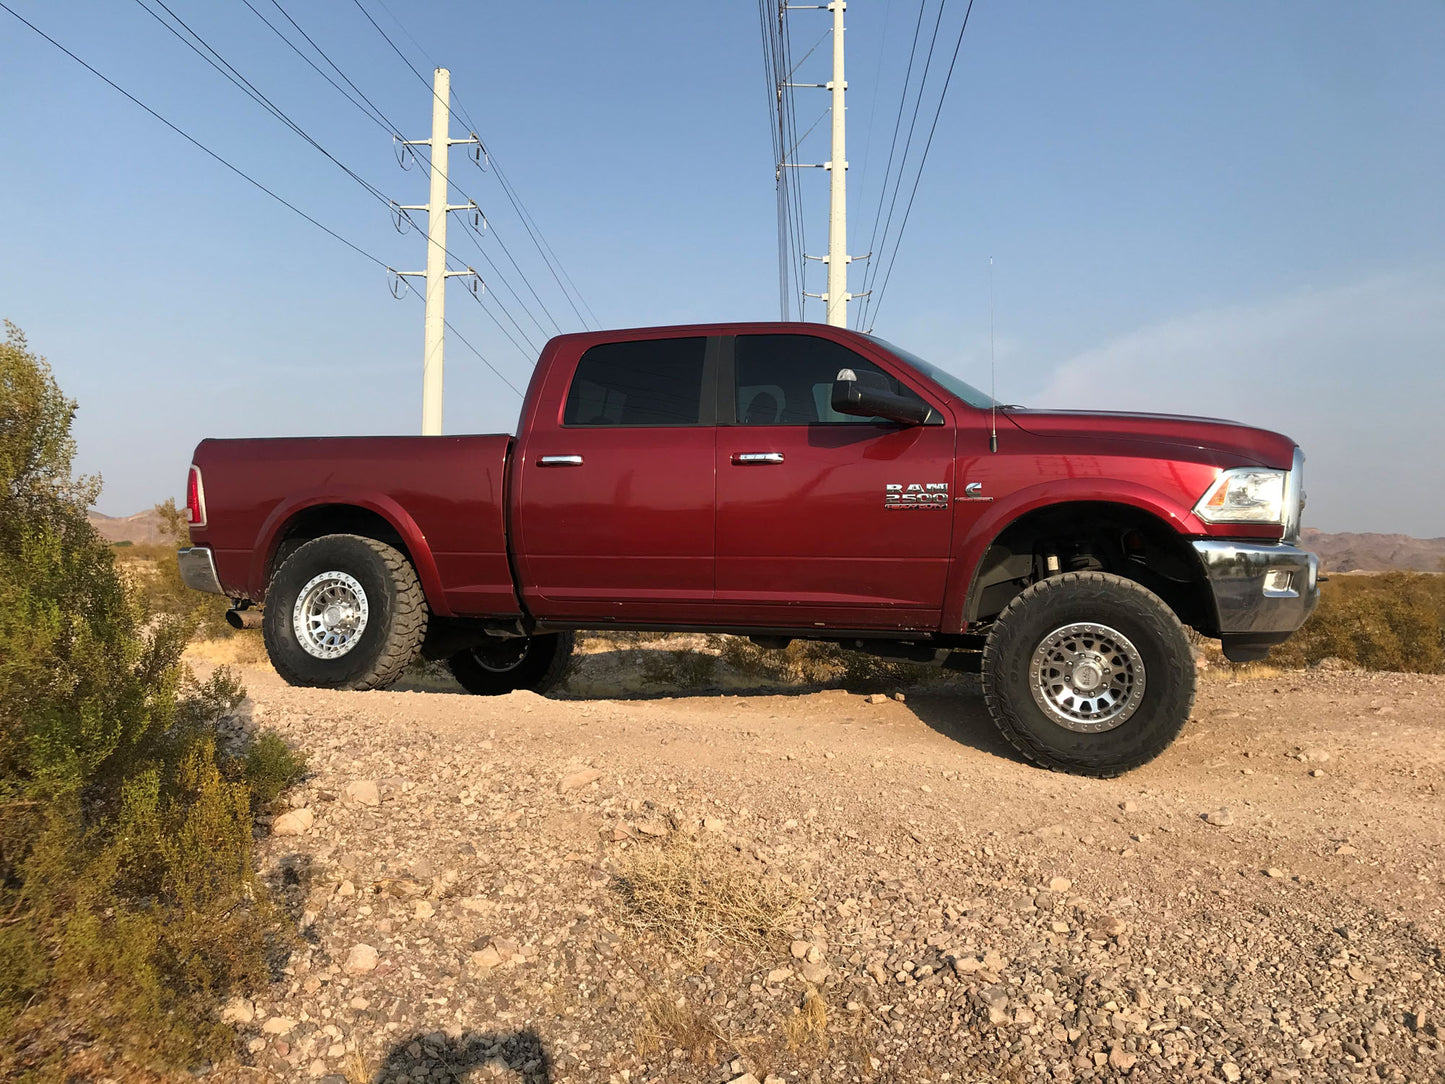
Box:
(179, 323, 1318, 776)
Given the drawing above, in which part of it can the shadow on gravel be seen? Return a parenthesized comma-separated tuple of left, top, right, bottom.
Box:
(371, 1029, 551, 1083)
(903, 690, 1032, 767)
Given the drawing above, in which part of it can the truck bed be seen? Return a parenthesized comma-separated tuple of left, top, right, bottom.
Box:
(190, 435, 519, 618)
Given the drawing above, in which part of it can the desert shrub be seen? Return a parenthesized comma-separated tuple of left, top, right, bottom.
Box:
(718, 635, 929, 691)
(640, 648, 720, 689)
(1270, 572, 1445, 673)
(0, 322, 298, 1076)
(118, 498, 236, 642)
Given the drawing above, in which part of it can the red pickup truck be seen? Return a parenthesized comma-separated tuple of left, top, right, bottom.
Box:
(179, 322, 1317, 776)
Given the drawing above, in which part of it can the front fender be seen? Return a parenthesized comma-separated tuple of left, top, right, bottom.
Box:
(249, 493, 453, 617)
(943, 478, 1205, 632)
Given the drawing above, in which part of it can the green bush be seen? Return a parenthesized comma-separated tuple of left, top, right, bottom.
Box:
(0, 322, 301, 1077)
(1270, 572, 1445, 673)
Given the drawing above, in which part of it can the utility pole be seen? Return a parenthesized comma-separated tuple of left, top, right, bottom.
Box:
(782, 2, 860, 327)
(392, 68, 477, 435)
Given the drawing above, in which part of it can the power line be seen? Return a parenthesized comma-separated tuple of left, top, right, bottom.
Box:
(0, 1, 389, 272)
(348, 0, 595, 333)
(347, 0, 599, 330)
(855, 0, 947, 330)
(866, 0, 977, 329)
(0, 2, 523, 401)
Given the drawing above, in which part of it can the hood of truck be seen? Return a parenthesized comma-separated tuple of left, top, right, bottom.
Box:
(1001, 408, 1296, 468)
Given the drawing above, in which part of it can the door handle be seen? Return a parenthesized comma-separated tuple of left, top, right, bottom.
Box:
(538, 455, 583, 467)
(731, 452, 785, 464)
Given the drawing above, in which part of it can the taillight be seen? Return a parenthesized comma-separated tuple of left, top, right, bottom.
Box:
(186, 465, 207, 528)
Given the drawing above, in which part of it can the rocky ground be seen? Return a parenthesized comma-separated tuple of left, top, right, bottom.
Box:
(206, 641, 1445, 1084)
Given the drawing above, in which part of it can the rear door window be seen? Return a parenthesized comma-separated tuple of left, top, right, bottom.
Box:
(563, 337, 708, 426)
(733, 333, 926, 425)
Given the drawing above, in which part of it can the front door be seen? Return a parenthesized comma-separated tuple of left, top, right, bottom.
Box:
(714, 332, 956, 631)
(512, 334, 718, 623)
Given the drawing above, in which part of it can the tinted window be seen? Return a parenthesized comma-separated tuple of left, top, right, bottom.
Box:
(563, 337, 707, 427)
(733, 334, 927, 425)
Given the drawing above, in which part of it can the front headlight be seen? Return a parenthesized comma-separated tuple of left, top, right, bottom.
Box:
(1194, 468, 1288, 524)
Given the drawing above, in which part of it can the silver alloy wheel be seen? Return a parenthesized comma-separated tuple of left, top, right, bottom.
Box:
(292, 571, 370, 659)
(471, 638, 531, 673)
(1028, 622, 1146, 733)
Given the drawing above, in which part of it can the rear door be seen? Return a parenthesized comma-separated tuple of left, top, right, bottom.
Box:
(511, 334, 719, 623)
(714, 332, 957, 630)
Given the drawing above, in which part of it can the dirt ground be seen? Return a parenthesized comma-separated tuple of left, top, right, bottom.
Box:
(206, 639, 1445, 1084)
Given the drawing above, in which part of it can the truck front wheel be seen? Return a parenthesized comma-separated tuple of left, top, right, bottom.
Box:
(262, 534, 428, 691)
(981, 572, 1196, 777)
(448, 632, 575, 696)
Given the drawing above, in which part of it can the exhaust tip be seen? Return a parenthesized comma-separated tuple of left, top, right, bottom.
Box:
(226, 607, 262, 629)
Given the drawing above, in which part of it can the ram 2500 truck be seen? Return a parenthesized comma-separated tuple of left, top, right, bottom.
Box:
(179, 323, 1318, 776)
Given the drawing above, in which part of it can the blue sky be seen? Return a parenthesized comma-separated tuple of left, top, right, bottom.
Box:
(2, 0, 1442, 535)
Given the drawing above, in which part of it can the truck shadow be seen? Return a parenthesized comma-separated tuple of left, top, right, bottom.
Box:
(371, 1028, 551, 1083)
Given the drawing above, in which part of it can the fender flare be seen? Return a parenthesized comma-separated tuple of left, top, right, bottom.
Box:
(250, 493, 453, 617)
(945, 479, 1205, 631)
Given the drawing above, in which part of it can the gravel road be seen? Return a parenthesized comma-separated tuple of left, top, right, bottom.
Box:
(212, 646, 1445, 1084)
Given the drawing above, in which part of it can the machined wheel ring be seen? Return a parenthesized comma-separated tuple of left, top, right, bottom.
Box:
(292, 570, 370, 659)
(1028, 621, 1146, 733)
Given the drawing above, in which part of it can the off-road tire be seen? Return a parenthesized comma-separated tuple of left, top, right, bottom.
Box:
(262, 534, 428, 690)
(448, 631, 575, 697)
(981, 571, 1196, 777)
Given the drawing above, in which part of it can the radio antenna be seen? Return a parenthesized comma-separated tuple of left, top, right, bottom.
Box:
(989, 256, 998, 453)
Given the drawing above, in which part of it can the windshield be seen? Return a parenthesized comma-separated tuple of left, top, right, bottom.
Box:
(865, 335, 998, 410)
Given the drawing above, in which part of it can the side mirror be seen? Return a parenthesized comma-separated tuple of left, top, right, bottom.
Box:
(831, 369, 936, 426)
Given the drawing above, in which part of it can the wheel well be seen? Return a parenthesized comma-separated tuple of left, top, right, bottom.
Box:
(269, 505, 413, 582)
(966, 502, 1217, 635)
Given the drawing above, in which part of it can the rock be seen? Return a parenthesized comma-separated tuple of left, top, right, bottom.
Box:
(1090, 915, 1127, 938)
(1110, 1048, 1138, 1071)
(470, 944, 504, 972)
(272, 807, 314, 836)
(702, 816, 726, 833)
(413, 899, 435, 920)
(1222, 1063, 1242, 1083)
(336, 879, 356, 897)
(344, 943, 379, 973)
(262, 1016, 297, 1035)
(559, 767, 605, 792)
(866, 693, 888, 705)
(1049, 876, 1073, 892)
(1310, 768, 1326, 778)
(728, 1075, 761, 1084)
(1300, 747, 1331, 763)
(1120, 800, 1139, 813)
(790, 939, 811, 959)
(344, 780, 380, 806)
(891, 692, 906, 702)
(1266, 867, 1286, 879)
(765, 967, 792, 985)
(1203, 807, 1234, 827)
(634, 819, 669, 837)
(220, 996, 255, 1025)
(800, 961, 830, 984)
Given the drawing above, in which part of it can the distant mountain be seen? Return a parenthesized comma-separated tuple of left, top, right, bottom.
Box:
(88, 508, 167, 545)
(1301, 528, 1445, 574)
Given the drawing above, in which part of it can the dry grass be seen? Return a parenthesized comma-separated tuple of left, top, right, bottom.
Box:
(341, 1051, 371, 1084)
(185, 634, 271, 669)
(633, 995, 725, 1064)
(615, 835, 806, 956)
(782, 987, 829, 1052)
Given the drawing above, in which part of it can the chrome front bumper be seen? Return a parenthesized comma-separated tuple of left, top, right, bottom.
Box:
(1192, 539, 1320, 636)
(177, 546, 225, 595)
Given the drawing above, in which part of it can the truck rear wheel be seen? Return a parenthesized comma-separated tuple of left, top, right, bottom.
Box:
(262, 534, 428, 691)
(448, 632, 575, 696)
(981, 571, 1195, 777)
